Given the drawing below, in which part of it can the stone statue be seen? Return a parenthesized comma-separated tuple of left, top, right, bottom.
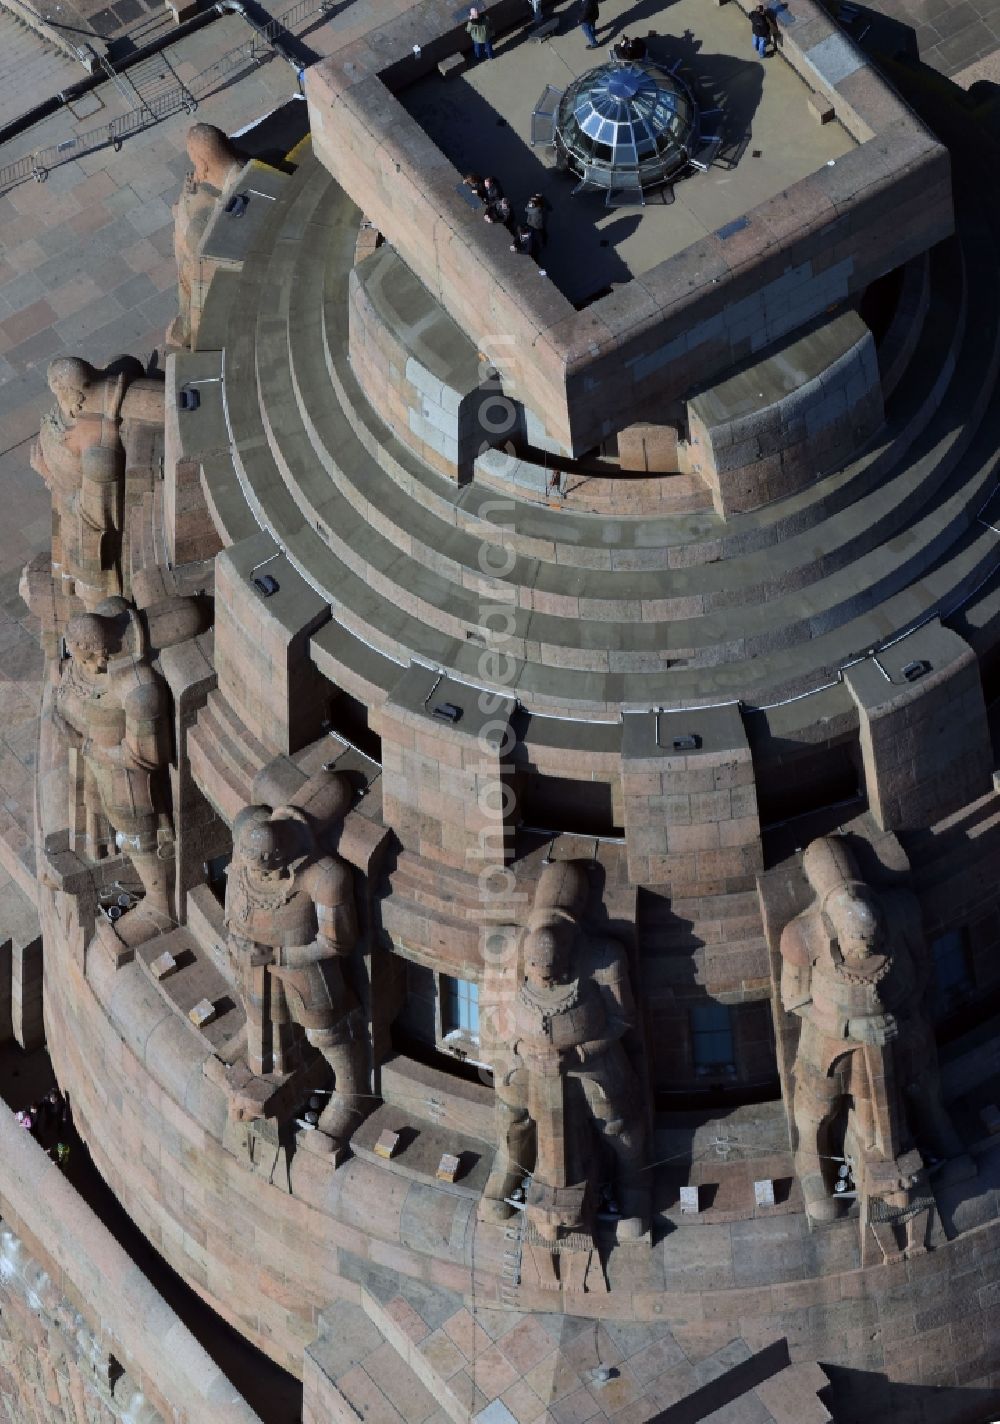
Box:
(168, 123, 244, 349)
(27, 356, 164, 639)
(50, 605, 174, 923)
(480, 861, 649, 1242)
(779, 835, 968, 1225)
(224, 775, 367, 1157)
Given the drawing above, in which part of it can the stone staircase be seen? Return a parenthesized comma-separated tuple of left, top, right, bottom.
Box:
(201, 110, 1000, 723)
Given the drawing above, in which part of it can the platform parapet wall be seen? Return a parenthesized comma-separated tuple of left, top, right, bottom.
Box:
(307, 0, 953, 455)
(686, 312, 885, 516)
(0, 1102, 262, 1424)
(844, 619, 994, 831)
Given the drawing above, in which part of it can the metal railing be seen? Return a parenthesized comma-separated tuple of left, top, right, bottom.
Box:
(0, 0, 334, 193)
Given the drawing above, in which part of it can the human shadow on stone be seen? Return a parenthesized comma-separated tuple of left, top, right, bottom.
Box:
(601, 0, 683, 46)
(644, 29, 766, 160)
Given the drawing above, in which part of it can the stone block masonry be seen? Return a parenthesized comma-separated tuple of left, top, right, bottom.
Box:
(379, 666, 516, 872)
(0, 1099, 262, 1424)
(621, 705, 763, 896)
(686, 310, 883, 515)
(349, 247, 488, 482)
(214, 531, 332, 758)
(845, 620, 993, 832)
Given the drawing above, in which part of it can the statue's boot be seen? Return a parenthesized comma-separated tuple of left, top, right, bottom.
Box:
(479, 1160, 519, 1223)
(315, 1089, 366, 1148)
(132, 848, 175, 923)
(615, 1178, 651, 1240)
(801, 1168, 839, 1224)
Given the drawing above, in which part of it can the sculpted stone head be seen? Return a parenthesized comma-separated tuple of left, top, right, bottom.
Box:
(64, 612, 113, 675)
(233, 808, 300, 879)
(523, 920, 573, 988)
(824, 884, 885, 960)
(185, 122, 242, 189)
(47, 357, 95, 422)
(533, 859, 589, 916)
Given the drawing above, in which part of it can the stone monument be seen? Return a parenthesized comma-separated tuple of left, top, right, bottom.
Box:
(49, 603, 175, 925)
(779, 835, 969, 1225)
(168, 122, 245, 350)
(222, 772, 368, 1157)
(25, 356, 164, 654)
(480, 860, 649, 1245)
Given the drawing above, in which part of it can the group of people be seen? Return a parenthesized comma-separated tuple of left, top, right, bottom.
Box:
(15, 1087, 72, 1166)
(464, 173, 549, 260)
(468, 0, 782, 63)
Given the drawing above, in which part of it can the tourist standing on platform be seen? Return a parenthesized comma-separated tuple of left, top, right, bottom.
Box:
(510, 224, 539, 259)
(578, 0, 600, 48)
(484, 194, 512, 227)
(750, 4, 772, 55)
(524, 194, 548, 248)
(482, 175, 505, 210)
(467, 8, 495, 60)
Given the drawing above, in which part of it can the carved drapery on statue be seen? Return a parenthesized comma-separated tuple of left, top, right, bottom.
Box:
(23, 355, 165, 659)
(168, 123, 245, 350)
(778, 835, 972, 1255)
(479, 860, 649, 1254)
(221, 771, 370, 1159)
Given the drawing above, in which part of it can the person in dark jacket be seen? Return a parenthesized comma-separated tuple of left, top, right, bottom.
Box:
(750, 4, 772, 55)
(510, 224, 539, 258)
(578, 0, 599, 47)
(614, 33, 646, 60)
(484, 194, 512, 227)
(467, 7, 495, 60)
(524, 193, 548, 248)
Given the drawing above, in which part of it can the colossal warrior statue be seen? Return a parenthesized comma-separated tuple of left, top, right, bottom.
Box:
(26, 356, 164, 650)
(779, 835, 968, 1231)
(50, 605, 174, 923)
(168, 123, 244, 349)
(480, 861, 649, 1242)
(223, 774, 367, 1157)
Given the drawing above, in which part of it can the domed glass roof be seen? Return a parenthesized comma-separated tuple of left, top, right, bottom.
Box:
(555, 61, 699, 189)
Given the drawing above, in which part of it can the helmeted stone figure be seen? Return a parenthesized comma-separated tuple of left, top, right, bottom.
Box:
(51, 605, 174, 922)
(224, 776, 367, 1156)
(169, 123, 245, 349)
(479, 860, 649, 1241)
(27, 356, 163, 637)
(779, 835, 966, 1226)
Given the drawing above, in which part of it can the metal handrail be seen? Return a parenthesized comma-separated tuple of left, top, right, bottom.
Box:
(0, 0, 332, 194)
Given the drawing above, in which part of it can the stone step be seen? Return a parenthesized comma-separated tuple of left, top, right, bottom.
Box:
(877, 251, 932, 404)
(275, 173, 994, 647)
(315, 175, 970, 576)
(273, 226, 1000, 671)
(212, 148, 1000, 713)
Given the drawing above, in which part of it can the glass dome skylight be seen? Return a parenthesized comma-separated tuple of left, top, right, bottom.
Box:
(555, 61, 699, 191)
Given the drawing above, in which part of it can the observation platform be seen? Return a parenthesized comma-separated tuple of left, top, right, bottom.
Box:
(401, 0, 853, 306)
